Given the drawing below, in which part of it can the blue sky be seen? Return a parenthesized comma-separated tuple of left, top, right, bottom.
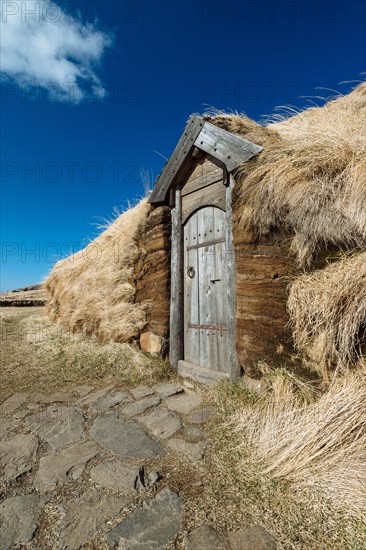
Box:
(1, 0, 365, 290)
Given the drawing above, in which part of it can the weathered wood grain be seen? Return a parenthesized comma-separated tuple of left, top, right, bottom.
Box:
(148, 116, 204, 205)
(169, 188, 184, 368)
(148, 117, 262, 206)
(182, 180, 226, 223)
(194, 121, 262, 172)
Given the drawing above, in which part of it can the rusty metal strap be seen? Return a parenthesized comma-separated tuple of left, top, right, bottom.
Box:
(187, 237, 226, 251)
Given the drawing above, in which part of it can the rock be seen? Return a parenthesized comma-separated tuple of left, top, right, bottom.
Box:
(134, 467, 161, 491)
(90, 413, 165, 459)
(25, 405, 85, 450)
(71, 385, 94, 396)
(167, 439, 207, 461)
(0, 419, 19, 437)
(0, 433, 38, 482)
(134, 467, 146, 492)
(151, 382, 183, 399)
(33, 392, 73, 404)
(106, 488, 183, 549)
(34, 441, 99, 493)
(0, 495, 39, 550)
(0, 393, 28, 415)
(184, 525, 229, 550)
(146, 471, 161, 488)
(90, 460, 140, 494)
(122, 396, 161, 417)
(184, 427, 204, 441)
(139, 331, 164, 356)
(91, 390, 130, 413)
(140, 408, 182, 439)
(228, 525, 277, 550)
(130, 385, 155, 399)
(58, 490, 127, 550)
(165, 393, 203, 414)
(77, 385, 115, 406)
(186, 406, 215, 424)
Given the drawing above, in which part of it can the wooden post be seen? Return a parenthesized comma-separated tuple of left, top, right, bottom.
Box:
(226, 174, 240, 379)
(169, 187, 183, 369)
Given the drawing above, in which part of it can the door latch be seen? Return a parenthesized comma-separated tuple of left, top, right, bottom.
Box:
(187, 267, 196, 279)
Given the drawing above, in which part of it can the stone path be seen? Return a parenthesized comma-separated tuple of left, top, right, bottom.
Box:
(0, 382, 209, 549)
(0, 382, 276, 549)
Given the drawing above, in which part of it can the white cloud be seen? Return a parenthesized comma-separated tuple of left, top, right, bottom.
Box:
(0, 1, 112, 103)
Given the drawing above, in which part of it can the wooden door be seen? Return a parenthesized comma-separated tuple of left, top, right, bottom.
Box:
(183, 206, 229, 372)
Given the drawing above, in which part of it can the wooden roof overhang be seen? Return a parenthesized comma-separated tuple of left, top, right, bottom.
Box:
(148, 115, 263, 206)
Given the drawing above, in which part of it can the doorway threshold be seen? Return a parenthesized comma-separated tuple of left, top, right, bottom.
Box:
(177, 360, 229, 385)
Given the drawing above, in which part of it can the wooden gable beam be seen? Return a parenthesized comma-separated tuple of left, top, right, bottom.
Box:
(148, 116, 205, 205)
(148, 117, 262, 206)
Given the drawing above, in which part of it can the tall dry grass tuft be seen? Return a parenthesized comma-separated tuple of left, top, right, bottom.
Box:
(234, 370, 366, 519)
(212, 83, 366, 267)
(288, 252, 366, 376)
(45, 198, 152, 342)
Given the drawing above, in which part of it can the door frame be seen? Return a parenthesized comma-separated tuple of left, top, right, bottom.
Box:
(169, 171, 240, 380)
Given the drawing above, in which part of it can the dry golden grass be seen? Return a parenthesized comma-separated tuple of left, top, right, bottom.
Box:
(0, 307, 169, 401)
(288, 252, 366, 375)
(233, 369, 366, 522)
(212, 83, 366, 267)
(45, 198, 152, 343)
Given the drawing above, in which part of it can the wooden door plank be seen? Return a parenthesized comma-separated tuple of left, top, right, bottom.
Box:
(184, 213, 200, 365)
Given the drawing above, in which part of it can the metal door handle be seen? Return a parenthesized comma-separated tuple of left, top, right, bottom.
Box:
(187, 267, 196, 279)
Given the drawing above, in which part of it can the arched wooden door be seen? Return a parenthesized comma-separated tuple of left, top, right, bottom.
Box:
(183, 206, 229, 372)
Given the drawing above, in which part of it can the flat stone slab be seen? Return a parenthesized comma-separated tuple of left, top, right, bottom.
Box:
(33, 392, 73, 404)
(164, 393, 203, 414)
(186, 406, 215, 424)
(0, 495, 39, 550)
(152, 383, 183, 399)
(77, 385, 115, 407)
(90, 459, 140, 494)
(0, 433, 38, 482)
(34, 441, 99, 493)
(228, 525, 277, 550)
(0, 393, 28, 416)
(123, 396, 161, 417)
(25, 405, 85, 450)
(184, 525, 229, 550)
(167, 439, 207, 461)
(90, 413, 165, 459)
(130, 385, 155, 399)
(184, 427, 204, 441)
(140, 408, 182, 439)
(0, 419, 19, 437)
(71, 385, 94, 396)
(58, 490, 128, 550)
(106, 488, 183, 549)
(91, 390, 130, 413)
